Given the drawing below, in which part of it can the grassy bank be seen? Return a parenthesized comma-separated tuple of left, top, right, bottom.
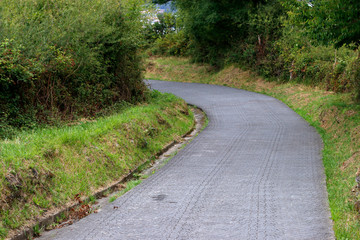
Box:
(146, 56, 360, 239)
(0, 90, 194, 239)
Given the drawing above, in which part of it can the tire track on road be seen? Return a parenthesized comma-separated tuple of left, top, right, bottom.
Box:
(38, 80, 334, 240)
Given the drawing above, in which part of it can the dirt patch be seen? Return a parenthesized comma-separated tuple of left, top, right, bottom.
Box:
(217, 66, 246, 85)
(67, 118, 96, 126)
(351, 126, 360, 149)
(254, 78, 276, 92)
(341, 152, 360, 171)
(346, 110, 357, 117)
(145, 60, 164, 76)
(288, 92, 309, 106)
(351, 126, 360, 141)
(319, 106, 343, 130)
(287, 91, 325, 109)
(282, 87, 298, 95)
(145, 61, 155, 72)
(216, 66, 276, 91)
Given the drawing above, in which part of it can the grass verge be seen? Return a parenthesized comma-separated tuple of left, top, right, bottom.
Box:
(0, 90, 194, 239)
(146, 56, 360, 240)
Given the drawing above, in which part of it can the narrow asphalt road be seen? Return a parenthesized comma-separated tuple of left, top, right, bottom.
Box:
(40, 80, 334, 240)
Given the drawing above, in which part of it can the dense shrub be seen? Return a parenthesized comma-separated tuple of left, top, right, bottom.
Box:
(235, 31, 360, 95)
(149, 30, 189, 56)
(150, 0, 360, 99)
(144, 12, 177, 44)
(207, 0, 360, 97)
(175, 0, 258, 67)
(350, 52, 360, 101)
(0, 0, 148, 138)
(142, 9, 189, 57)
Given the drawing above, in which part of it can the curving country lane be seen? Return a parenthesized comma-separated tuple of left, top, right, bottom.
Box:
(40, 80, 334, 239)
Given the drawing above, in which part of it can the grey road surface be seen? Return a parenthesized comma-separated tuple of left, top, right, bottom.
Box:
(40, 80, 334, 239)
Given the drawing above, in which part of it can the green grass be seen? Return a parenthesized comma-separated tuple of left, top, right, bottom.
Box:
(109, 179, 143, 203)
(145, 56, 360, 239)
(0, 90, 194, 239)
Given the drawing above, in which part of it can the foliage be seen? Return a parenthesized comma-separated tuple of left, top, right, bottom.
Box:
(227, 0, 285, 74)
(142, 3, 190, 57)
(282, 0, 360, 47)
(149, 30, 189, 56)
(352, 53, 360, 100)
(153, 0, 360, 99)
(272, 0, 360, 95)
(0, 0, 148, 139)
(175, 0, 265, 66)
(143, 12, 178, 45)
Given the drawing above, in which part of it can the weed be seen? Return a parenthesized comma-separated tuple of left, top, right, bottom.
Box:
(0, 225, 7, 239)
(109, 196, 117, 203)
(33, 224, 41, 237)
(89, 196, 97, 205)
(109, 180, 142, 203)
(56, 213, 66, 224)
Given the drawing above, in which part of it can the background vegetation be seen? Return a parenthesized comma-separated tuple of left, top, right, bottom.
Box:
(0, 0, 148, 139)
(150, 0, 360, 100)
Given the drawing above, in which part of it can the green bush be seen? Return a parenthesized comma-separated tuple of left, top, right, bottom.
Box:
(149, 0, 360, 99)
(143, 12, 177, 45)
(0, 0, 148, 138)
(149, 30, 189, 56)
(272, 28, 359, 93)
(348, 51, 360, 101)
(223, 1, 360, 96)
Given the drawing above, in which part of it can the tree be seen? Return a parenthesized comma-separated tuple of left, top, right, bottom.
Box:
(144, 12, 177, 43)
(173, 0, 265, 65)
(283, 0, 360, 47)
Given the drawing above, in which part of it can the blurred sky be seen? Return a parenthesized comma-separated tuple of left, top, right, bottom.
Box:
(157, 1, 175, 13)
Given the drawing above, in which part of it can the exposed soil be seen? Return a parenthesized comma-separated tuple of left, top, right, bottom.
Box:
(341, 152, 360, 171)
